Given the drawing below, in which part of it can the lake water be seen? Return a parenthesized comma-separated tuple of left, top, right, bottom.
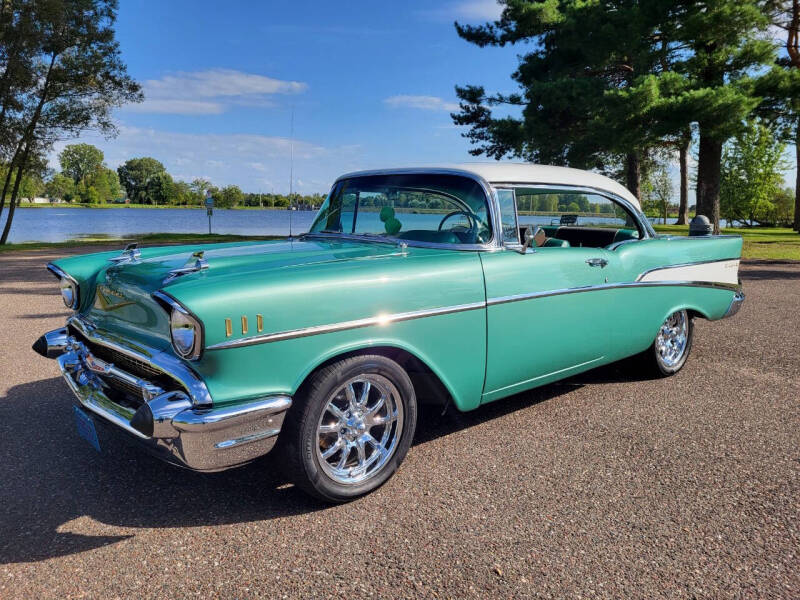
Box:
(1, 207, 319, 243)
(0, 206, 725, 244)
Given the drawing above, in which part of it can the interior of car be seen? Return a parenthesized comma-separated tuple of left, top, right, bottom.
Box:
(509, 189, 643, 249)
(517, 224, 640, 248)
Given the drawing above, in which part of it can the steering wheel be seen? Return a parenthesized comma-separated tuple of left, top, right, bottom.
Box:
(438, 210, 478, 240)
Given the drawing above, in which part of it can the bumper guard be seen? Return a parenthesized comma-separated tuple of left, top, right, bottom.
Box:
(37, 327, 291, 472)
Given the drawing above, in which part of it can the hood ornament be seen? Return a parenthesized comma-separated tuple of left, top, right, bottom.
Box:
(164, 250, 208, 283)
(108, 242, 141, 265)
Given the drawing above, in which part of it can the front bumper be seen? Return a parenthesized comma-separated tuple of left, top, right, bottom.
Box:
(36, 325, 291, 472)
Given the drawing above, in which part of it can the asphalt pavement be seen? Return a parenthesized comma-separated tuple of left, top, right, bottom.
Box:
(0, 247, 798, 599)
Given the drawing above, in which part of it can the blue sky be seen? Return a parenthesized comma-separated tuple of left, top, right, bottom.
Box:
(56, 0, 521, 194)
(56, 0, 796, 196)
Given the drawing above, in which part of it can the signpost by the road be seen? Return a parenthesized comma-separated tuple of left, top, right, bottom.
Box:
(205, 191, 214, 234)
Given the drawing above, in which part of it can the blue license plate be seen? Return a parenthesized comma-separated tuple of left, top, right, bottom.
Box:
(73, 406, 101, 452)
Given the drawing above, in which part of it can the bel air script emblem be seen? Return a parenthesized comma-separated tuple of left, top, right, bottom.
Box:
(95, 284, 134, 311)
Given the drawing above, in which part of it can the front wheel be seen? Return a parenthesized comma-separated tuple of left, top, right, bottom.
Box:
(279, 354, 417, 502)
(641, 309, 694, 377)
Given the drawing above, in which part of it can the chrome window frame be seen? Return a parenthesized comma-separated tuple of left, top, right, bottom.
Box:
(486, 182, 655, 242)
(304, 168, 503, 252)
(493, 187, 522, 246)
(304, 171, 652, 252)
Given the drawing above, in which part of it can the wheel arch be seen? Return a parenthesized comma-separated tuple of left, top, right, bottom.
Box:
(658, 302, 711, 326)
(291, 341, 457, 409)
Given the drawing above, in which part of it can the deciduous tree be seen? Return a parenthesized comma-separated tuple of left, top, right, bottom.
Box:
(720, 120, 788, 226)
(0, 0, 141, 243)
(44, 172, 74, 201)
(117, 157, 166, 203)
(218, 184, 243, 208)
(59, 143, 103, 185)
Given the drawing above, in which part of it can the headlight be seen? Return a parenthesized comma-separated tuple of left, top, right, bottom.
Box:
(48, 264, 79, 310)
(60, 279, 77, 308)
(170, 307, 202, 360)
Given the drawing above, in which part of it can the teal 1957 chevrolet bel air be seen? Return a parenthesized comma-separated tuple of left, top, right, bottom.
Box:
(35, 164, 744, 502)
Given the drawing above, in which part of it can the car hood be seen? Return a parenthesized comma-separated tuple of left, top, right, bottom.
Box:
(104, 238, 408, 295)
(79, 238, 414, 349)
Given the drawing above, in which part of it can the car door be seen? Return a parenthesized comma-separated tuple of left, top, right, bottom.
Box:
(480, 188, 617, 403)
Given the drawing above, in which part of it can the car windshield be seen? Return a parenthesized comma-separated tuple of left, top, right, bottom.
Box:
(308, 173, 492, 245)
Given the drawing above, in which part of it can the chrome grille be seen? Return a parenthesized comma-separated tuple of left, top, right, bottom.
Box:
(104, 377, 146, 405)
(68, 325, 184, 402)
(89, 343, 163, 380)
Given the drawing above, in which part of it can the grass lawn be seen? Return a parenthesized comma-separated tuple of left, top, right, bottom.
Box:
(653, 225, 800, 261)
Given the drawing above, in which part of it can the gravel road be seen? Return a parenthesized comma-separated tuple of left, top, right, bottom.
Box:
(0, 248, 797, 599)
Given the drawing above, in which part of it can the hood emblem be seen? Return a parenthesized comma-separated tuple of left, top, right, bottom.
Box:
(108, 243, 141, 265)
(95, 284, 134, 311)
(164, 250, 209, 284)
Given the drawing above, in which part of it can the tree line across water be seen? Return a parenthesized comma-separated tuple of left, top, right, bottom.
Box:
(35, 143, 325, 209)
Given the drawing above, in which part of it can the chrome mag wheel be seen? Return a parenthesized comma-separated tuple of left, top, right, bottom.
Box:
(316, 374, 404, 485)
(655, 310, 689, 369)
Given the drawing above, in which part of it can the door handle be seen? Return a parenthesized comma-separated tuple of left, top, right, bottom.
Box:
(586, 257, 608, 268)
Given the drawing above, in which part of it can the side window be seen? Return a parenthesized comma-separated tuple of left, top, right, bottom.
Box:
(513, 189, 642, 248)
(496, 189, 519, 245)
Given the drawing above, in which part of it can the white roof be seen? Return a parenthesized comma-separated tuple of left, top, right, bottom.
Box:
(340, 162, 641, 210)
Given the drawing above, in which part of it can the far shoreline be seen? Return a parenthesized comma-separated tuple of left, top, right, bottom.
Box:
(13, 203, 315, 211)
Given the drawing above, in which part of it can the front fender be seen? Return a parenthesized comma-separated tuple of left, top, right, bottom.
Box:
(191, 308, 487, 412)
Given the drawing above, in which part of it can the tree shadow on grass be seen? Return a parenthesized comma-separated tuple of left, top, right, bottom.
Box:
(740, 261, 800, 281)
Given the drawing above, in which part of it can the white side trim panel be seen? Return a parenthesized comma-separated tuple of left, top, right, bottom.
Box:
(638, 260, 740, 286)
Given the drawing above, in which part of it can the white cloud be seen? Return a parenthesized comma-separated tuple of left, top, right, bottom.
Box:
(418, 0, 503, 22)
(452, 0, 503, 20)
(124, 69, 308, 115)
(125, 99, 225, 115)
(384, 95, 460, 112)
(49, 125, 358, 194)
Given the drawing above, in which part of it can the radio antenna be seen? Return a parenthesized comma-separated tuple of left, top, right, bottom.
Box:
(288, 105, 294, 240)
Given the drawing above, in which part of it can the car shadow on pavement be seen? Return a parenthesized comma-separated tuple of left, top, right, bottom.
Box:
(0, 377, 324, 564)
(0, 363, 643, 564)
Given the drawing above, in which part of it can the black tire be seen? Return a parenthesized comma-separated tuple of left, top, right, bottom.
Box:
(278, 354, 417, 502)
(640, 309, 694, 377)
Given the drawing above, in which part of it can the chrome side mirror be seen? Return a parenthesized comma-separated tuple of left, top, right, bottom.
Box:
(520, 227, 534, 254)
(518, 226, 544, 254)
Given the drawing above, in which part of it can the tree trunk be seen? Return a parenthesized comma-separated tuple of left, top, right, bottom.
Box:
(0, 139, 22, 215)
(794, 120, 799, 232)
(696, 127, 722, 234)
(0, 146, 26, 244)
(0, 162, 14, 216)
(625, 152, 641, 200)
(0, 53, 55, 244)
(676, 140, 690, 225)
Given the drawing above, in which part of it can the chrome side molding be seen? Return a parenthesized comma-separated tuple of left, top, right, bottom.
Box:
(207, 279, 742, 350)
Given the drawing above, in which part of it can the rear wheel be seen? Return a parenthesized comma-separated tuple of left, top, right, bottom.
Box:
(280, 354, 417, 502)
(642, 309, 694, 376)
